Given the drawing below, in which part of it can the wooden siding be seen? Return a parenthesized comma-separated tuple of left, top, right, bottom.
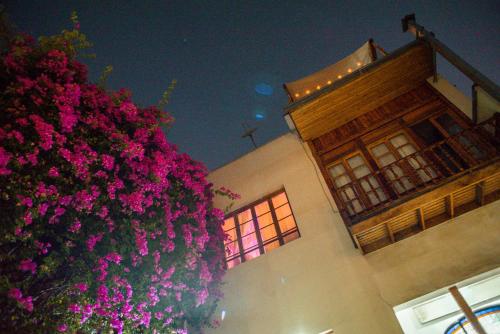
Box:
(312, 84, 438, 158)
(289, 42, 433, 141)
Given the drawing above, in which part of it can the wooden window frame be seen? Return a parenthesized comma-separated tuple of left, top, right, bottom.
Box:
(427, 112, 482, 166)
(326, 151, 389, 215)
(367, 129, 433, 189)
(223, 188, 301, 268)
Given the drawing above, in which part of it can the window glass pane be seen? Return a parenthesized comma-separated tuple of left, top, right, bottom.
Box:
(224, 228, 238, 243)
(271, 192, 288, 208)
(351, 164, 370, 178)
(397, 144, 417, 157)
(239, 219, 255, 237)
(360, 179, 371, 192)
(410, 119, 444, 145)
(223, 217, 235, 231)
(343, 186, 356, 200)
(436, 113, 463, 135)
(330, 164, 346, 177)
(333, 174, 351, 188)
(283, 231, 300, 243)
(254, 201, 270, 216)
(352, 199, 364, 213)
(244, 249, 260, 261)
(275, 203, 292, 220)
(346, 155, 364, 168)
(368, 176, 382, 191)
(260, 224, 277, 242)
(390, 134, 409, 148)
(227, 258, 241, 269)
(376, 189, 387, 202)
(367, 192, 380, 205)
(241, 233, 258, 251)
(264, 240, 280, 253)
(225, 240, 240, 258)
(279, 215, 297, 234)
(237, 209, 253, 224)
(378, 152, 396, 166)
(257, 212, 273, 229)
(340, 190, 350, 202)
(371, 143, 389, 157)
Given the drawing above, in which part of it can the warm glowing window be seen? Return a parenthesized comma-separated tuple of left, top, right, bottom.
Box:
(222, 190, 300, 268)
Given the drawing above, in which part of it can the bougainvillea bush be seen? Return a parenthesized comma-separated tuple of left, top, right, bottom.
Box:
(0, 21, 227, 333)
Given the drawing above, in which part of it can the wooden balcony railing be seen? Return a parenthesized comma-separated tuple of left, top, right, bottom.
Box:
(334, 114, 500, 225)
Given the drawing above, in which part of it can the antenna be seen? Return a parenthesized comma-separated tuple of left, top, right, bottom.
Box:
(241, 122, 258, 148)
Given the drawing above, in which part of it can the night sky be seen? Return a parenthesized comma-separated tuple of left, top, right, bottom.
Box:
(5, 1, 499, 170)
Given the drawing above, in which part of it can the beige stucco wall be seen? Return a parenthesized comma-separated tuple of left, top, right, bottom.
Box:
(207, 132, 500, 334)
(427, 74, 472, 119)
(476, 85, 500, 123)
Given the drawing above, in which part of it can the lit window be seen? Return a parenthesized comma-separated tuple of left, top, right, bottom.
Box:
(222, 190, 300, 268)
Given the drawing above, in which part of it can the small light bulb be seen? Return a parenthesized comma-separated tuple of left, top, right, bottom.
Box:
(306, 90, 311, 94)
(347, 68, 352, 73)
(295, 93, 299, 97)
(357, 62, 362, 66)
(316, 85, 321, 90)
(337, 75, 342, 79)
(327, 80, 332, 84)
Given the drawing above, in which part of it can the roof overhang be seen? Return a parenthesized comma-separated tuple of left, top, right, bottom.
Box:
(284, 40, 434, 141)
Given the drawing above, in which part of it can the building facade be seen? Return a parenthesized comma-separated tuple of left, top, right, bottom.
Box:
(207, 26, 500, 334)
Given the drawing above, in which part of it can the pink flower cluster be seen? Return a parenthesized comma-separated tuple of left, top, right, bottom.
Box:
(18, 258, 37, 274)
(8, 288, 33, 312)
(1, 33, 228, 333)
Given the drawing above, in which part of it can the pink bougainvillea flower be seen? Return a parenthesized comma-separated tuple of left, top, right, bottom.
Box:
(8, 288, 23, 301)
(57, 324, 68, 332)
(20, 296, 33, 312)
(18, 258, 37, 274)
(0, 146, 12, 175)
(48, 166, 60, 177)
(74, 282, 88, 292)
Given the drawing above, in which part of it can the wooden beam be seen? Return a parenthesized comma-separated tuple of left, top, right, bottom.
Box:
(403, 14, 500, 102)
(431, 44, 438, 83)
(475, 182, 484, 206)
(386, 223, 395, 243)
(353, 234, 365, 254)
(449, 286, 487, 334)
(472, 84, 478, 124)
(417, 207, 426, 230)
(445, 194, 454, 218)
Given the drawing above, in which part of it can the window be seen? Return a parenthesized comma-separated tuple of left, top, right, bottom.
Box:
(323, 107, 497, 222)
(328, 153, 388, 216)
(222, 190, 300, 268)
(369, 132, 437, 195)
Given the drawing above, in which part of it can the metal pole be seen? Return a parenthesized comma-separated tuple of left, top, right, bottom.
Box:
(402, 14, 500, 102)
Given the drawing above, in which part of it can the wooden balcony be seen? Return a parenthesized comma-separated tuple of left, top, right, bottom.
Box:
(334, 115, 500, 253)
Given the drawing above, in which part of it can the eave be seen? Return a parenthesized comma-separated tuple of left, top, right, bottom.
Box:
(284, 40, 434, 141)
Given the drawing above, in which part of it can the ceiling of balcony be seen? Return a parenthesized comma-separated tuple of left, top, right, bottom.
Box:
(286, 41, 434, 141)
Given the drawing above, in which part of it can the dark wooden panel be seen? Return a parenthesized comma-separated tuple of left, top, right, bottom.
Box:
(312, 84, 440, 156)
